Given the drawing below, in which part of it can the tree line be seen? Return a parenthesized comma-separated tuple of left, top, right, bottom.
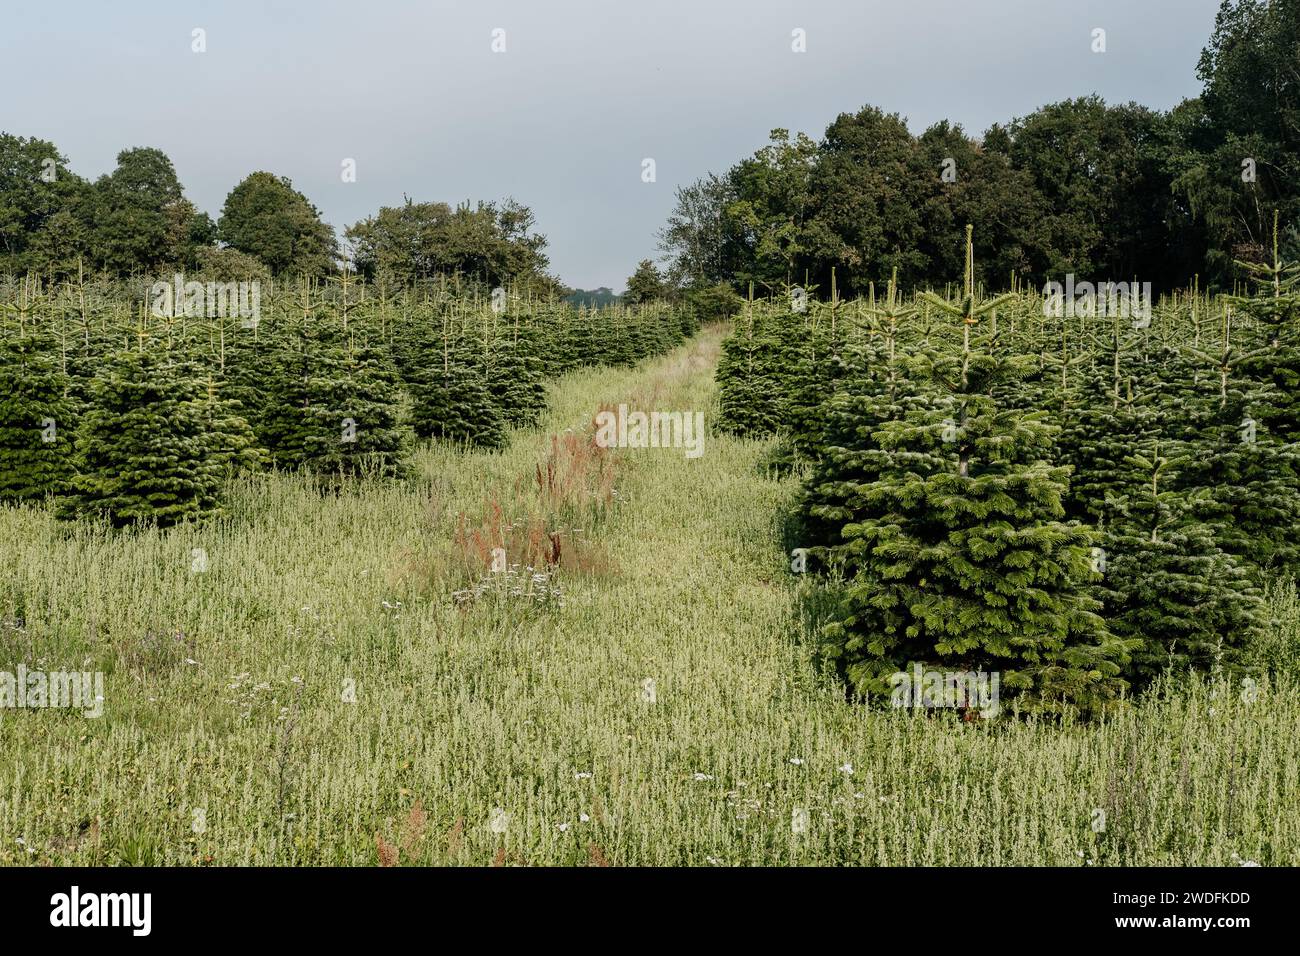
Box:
(656, 0, 1300, 300)
(0, 141, 562, 295)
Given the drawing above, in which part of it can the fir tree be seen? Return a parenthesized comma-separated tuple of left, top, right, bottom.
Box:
(1229, 211, 1300, 443)
(0, 324, 77, 501)
(716, 292, 796, 435)
(805, 228, 1130, 714)
(198, 374, 266, 478)
(60, 341, 222, 526)
(410, 318, 505, 449)
(300, 325, 408, 480)
(1092, 442, 1266, 686)
(1176, 312, 1300, 574)
(486, 317, 547, 429)
(252, 280, 408, 478)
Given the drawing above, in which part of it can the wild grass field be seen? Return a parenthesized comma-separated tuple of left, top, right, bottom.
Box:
(1, 325, 1298, 866)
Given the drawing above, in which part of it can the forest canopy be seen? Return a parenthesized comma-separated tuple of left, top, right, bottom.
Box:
(656, 0, 1300, 298)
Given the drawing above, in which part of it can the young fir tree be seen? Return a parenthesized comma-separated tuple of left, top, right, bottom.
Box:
(600, 305, 639, 367)
(795, 329, 934, 567)
(213, 306, 275, 443)
(198, 374, 266, 478)
(410, 318, 506, 449)
(781, 277, 857, 463)
(486, 316, 547, 429)
(560, 304, 602, 371)
(300, 328, 409, 480)
(797, 280, 956, 547)
(1054, 325, 1162, 525)
(640, 300, 689, 356)
(804, 227, 1130, 714)
(537, 305, 579, 377)
(625, 302, 670, 364)
(321, 268, 408, 479)
(1229, 211, 1300, 443)
(1092, 442, 1266, 687)
(254, 281, 329, 469)
(59, 340, 223, 526)
(0, 324, 78, 501)
(1175, 309, 1300, 574)
(716, 291, 799, 436)
(254, 280, 409, 477)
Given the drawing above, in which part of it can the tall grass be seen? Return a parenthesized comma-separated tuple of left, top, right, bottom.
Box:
(0, 326, 1296, 866)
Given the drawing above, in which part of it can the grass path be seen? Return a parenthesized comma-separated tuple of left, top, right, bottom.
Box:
(1, 326, 1297, 865)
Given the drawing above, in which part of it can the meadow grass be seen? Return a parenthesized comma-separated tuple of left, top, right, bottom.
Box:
(1, 326, 1297, 866)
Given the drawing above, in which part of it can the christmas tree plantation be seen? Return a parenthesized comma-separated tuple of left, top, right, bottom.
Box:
(0, 270, 696, 525)
(725, 223, 1300, 712)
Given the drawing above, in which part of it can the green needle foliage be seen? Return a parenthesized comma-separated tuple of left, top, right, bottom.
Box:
(197, 375, 266, 478)
(0, 325, 77, 501)
(804, 230, 1130, 715)
(487, 317, 547, 429)
(1229, 215, 1300, 444)
(0, 269, 696, 520)
(724, 220, 1300, 708)
(59, 343, 223, 526)
(410, 319, 506, 449)
(1092, 443, 1266, 686)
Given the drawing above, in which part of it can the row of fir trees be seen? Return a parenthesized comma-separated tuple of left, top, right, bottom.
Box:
(0, 271, 697, 525)
(716, 222, 1300, 714)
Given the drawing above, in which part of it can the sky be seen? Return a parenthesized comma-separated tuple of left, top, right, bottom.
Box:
(0, 0, 1225, 290)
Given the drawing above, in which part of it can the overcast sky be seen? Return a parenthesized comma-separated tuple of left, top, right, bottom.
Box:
(1, 0, 1224, 289)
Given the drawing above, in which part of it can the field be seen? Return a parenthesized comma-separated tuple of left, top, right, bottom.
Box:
(3, 324, 1298, 867)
